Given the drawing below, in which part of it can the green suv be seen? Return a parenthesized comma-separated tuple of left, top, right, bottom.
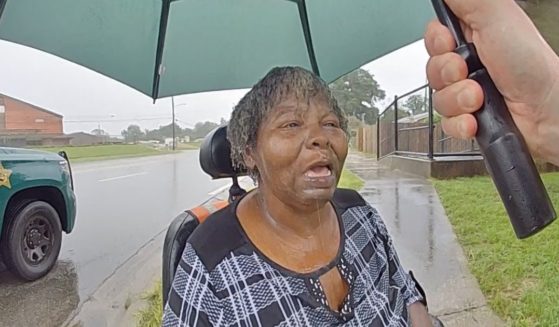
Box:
(0, 147, 76, 281)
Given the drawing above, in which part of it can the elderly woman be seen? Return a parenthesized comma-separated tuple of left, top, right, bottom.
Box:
(163, 67, 433, 326)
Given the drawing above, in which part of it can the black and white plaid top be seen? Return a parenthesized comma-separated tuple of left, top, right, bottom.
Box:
(163, 189, 423, 326)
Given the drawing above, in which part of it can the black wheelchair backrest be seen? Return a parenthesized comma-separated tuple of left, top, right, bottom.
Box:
(162, 125, 246, 306)
(199, 125, 246, 179)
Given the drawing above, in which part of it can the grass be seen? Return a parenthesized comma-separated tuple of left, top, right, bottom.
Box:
(175, 142, 201, 150)
(339, 168, 364, 190)
(37, 144, 170, 162)
(433, 173, 559, 326)
(525, 0, 559, 54)
(136, 281, 163, 327)
(136, 168, 363, 326)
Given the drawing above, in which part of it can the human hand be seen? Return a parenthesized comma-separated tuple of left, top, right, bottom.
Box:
(424, 0, 559, 164)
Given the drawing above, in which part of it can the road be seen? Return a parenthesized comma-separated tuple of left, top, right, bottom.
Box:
(0, 151, 230, 327)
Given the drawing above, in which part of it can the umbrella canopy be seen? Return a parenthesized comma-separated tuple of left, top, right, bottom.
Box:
(0, 0, 434, 100)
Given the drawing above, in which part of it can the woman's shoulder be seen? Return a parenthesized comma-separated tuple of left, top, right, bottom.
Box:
(187, 204, 247, 272)
(333, 188, 379, 221)
(333, 188, 387, 236)
(332, 188, 368, 210)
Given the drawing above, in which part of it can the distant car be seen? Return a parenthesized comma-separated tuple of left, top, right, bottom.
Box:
(0, 147, 76, 281)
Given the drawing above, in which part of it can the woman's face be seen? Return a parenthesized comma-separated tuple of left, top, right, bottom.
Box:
(247, 95, 348, 206)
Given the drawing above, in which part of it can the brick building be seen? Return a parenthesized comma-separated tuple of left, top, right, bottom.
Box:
(0, 94, 71, 147)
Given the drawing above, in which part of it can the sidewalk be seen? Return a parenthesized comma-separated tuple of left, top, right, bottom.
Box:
(345, 152, 504, 327)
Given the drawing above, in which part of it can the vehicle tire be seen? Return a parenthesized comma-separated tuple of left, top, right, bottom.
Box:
(0, 200, 62, 281)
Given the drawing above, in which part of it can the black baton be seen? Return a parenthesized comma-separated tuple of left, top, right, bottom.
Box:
(431, 0, 556, 239)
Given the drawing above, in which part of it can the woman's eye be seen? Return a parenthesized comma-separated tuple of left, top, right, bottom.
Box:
(324, 121, 339, 128)
(282, 122, 300, 128)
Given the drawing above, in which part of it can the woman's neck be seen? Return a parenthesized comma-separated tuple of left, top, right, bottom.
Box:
(238, 190, 340, 273)
(255, 188, 336, 240)
(237, 189, 341, 273)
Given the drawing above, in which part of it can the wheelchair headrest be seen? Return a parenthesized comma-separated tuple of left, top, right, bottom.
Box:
(199, 125, 247, 179)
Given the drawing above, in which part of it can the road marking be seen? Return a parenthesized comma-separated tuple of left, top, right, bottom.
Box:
(72, 152, 192, 174)
(207, 177, 253, 195)
(98, 172, 148, 182)
(208, 183, 232, 196)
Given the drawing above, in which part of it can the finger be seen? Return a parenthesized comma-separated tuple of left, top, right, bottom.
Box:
(441, 114, 478, 139)
(444, 0, 487, 25)
(433, 79, 484, 117)
(444, 0, 513, 29)
(426, 52, 468, 90)
(424, 20, 456, 56)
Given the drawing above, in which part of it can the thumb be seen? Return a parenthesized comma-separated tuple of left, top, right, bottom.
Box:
(443, 0, 511, 26)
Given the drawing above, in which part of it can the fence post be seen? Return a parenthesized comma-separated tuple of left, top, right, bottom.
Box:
(441, 127, 445, 153)
(376, 116, 380, 160)
(428, 87, 434, 159)
(394, 95, 398, 152)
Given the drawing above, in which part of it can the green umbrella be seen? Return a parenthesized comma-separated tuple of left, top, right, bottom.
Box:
(0, 0, 434, 100)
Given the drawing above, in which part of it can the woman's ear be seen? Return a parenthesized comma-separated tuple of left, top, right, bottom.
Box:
(243, 147, 257, 170)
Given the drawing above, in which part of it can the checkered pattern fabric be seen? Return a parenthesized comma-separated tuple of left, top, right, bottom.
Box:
(163, 198, 422, 326)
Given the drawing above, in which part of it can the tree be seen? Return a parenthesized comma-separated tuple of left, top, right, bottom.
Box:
(121, 124, 145, 143)
(91, 128, 108, 136)
(141, 121, 220, 142)
(403, 94, 427, 116)
(330, 69, 386, 124)
(191, 121, 220, 140)
(91, 128, 109, 144)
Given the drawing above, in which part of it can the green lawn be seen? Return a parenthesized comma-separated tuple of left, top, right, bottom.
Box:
(339, 168, 364, 190)
(136, 282, 163, 327)
(38, 144, 170, 162)
(525, 0, 559, 55)
(433, 173, 559, 326)
(136, 168, 364, 326)
(175, 142, 201, 150)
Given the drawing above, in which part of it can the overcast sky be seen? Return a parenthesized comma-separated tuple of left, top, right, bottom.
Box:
(0, 39, 428, 136)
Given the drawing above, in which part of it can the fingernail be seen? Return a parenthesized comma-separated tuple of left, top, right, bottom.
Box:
(441, 62, 459, 84)
(457, 88, 477, 110)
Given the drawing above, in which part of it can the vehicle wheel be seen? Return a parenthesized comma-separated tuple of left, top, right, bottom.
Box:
(0, 201, 62, 281)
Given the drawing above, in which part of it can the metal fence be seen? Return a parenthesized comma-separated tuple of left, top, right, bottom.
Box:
(377, 84, 480, 159)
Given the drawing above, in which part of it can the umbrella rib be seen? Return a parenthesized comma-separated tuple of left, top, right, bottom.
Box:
(152, 0, 172, 101)
(295, 0, 320, 76)
(0, 0, 7, 24)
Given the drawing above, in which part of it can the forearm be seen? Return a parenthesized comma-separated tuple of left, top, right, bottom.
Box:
(408, 302, 432, 327)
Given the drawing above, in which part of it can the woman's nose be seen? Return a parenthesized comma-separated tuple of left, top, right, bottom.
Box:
(306, 124, 330, 149)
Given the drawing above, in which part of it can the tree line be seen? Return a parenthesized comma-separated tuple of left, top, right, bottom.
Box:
(121, 119, 227, 143)
(121, 68, 431, 143)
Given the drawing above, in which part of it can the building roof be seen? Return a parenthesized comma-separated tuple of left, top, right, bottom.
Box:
(68, 132, 96, 137)
(397, 112, 429, 124)
(0, 133, 72, 140)
(0, 93, 63, 118)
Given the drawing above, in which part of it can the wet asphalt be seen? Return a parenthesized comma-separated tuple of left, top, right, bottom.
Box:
(0, 151, 229, 327)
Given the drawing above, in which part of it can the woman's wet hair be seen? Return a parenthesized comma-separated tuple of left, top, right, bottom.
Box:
(227, 66, 348, 180)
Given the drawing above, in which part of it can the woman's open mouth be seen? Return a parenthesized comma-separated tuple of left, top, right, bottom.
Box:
(305, 165, 332, 178)
(303, 163, 336, 188)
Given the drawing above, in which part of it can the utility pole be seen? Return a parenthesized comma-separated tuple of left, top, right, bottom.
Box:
(97, 122, 104, 144)
(171, 96, 176, 151)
